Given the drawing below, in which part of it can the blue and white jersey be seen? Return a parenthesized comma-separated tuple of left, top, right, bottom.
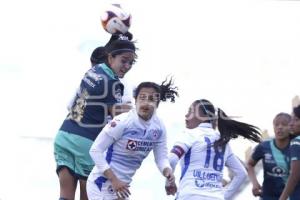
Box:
(251, 139, 290, 199)
(289, 135, 300, 199)
(171, 123, 235, 200)
(60, 63, 124, 141)
(88, 109, 170, 186)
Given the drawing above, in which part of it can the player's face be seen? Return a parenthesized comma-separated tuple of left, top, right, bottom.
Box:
(135, 87, 159, 121)
(273, 115, 291, 140)
(109, 52, 136, 78)
(290, 114, 300, 136)
(185, 103, 202, 129)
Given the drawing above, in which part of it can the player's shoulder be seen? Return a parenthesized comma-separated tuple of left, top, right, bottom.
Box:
(179, 128, 199, 143)
(81, 66, 107, 85)
(114, 110, 132, 121)
(293, 135, 300, 140)
(259, 139, 272, 147)
(291, 136, 300, 146)
(95, 63, 120, 81)
(89, 64, 106, 76)
(106, 112, 131, 132)
(252, 139, 271, 154)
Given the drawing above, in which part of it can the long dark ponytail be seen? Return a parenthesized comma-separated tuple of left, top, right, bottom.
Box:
(196, 99, 261, 147)
(216, 108, 261, 147)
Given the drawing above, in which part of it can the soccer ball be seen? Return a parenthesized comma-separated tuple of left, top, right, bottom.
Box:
(101, 5, 131, 34)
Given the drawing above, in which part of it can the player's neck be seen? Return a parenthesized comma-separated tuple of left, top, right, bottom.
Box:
(275, 138, 290, 149)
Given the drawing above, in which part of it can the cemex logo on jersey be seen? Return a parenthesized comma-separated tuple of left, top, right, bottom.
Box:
(126, 140, 153, 152)
(126, 140, 137, 150)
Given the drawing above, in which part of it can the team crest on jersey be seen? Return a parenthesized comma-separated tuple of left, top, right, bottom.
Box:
(109, 119, 120, 128)
(148, 129, 162, 140)
(109, 121, 117, 128)
(126, 140, 137, 150)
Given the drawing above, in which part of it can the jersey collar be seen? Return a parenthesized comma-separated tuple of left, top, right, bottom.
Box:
(198, 122, 213, 129)
(100, 63, 118, 80)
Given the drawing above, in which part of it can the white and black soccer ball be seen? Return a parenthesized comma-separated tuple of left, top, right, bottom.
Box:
(101, 5, 131, 34)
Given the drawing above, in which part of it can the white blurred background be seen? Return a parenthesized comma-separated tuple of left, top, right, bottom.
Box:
(0, 0, 300, 199)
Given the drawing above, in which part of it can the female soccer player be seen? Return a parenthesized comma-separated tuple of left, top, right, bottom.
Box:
(86, 79, 178, 200)
(167, 99, 261, 200)
(279, 104, 300, 200)
(54, 38, 137, 200)
(247, 113, 291, 200)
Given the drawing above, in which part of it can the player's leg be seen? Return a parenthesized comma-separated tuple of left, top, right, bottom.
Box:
(58, 167, 77, 199)
(74, 135, 94, 200)
(79, 179, 88, 200)
(54, 131, 79, 200)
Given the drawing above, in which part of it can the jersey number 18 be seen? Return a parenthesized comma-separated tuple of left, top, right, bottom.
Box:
(204, 137, 225, 171)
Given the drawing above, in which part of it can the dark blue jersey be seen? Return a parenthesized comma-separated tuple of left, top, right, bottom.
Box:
(60, 63, 124, 141)
(289, 136, 300, 200)
(252, 139, 290, 199)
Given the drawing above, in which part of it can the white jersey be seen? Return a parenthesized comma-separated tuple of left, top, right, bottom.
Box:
(88, 109, 170, 186)
(169, 123, 246, 200)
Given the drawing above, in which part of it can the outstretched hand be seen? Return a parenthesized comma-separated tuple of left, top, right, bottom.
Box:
(163, 167, 177, 195)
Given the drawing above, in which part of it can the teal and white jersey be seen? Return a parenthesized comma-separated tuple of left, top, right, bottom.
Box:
(289, 135, 300, 199)
(88, 109, 170, 188)
(252, 139, 290, 199)
(169, 123, 246, 200)
(60, 63, 124, 141)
